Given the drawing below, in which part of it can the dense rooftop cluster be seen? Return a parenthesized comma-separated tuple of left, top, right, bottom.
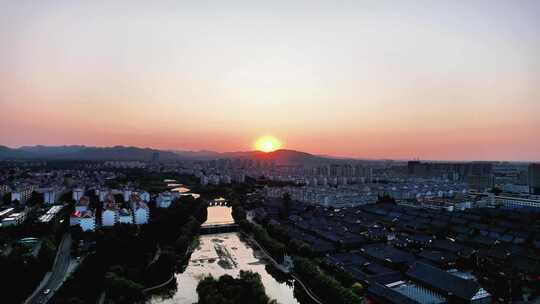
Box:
(250, 197, 540, 302)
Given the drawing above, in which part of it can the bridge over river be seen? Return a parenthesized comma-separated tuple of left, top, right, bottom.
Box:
(200, 221, 239, 234)
(200, 203, 238, 234)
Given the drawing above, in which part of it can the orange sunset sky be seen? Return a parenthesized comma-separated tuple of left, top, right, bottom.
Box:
(1, 1, 539, 161)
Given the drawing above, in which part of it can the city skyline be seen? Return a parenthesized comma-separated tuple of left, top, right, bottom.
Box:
(1, 1, 540, 161)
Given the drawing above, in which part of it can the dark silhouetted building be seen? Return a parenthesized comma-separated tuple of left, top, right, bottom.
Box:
(529, 163, 540, 194)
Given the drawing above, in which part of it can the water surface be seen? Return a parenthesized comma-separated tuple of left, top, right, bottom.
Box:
(150, 206, 300, 304)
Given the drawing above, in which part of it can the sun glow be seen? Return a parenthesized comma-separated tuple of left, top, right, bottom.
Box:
(254, 136, 282, 152)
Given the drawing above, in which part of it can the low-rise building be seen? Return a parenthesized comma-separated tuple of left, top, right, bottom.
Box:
(69, 210, 96, 231)
(1, 208, 29, 226)
(11, 185, 35, 204)
(102, 208, 118, 227)
(492, 194, 540, 209)
(79, 211, 96, 231)
(156, 192, 173, 208)
(70, 210, 96, 231)
(0, 184, 11, 195)
(118, 208, 133, 224)
(133, 202, 149, 224)
(72, 188, 84, 201)
(39, 205, 64, 223)
(406, 262, 491, 303)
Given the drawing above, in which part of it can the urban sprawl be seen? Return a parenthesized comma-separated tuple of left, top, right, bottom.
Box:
(1, 157, 540, 303)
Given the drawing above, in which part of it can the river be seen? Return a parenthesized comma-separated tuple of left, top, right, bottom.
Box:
(149, 204, 304, 304)
(166, 179, 201, 199)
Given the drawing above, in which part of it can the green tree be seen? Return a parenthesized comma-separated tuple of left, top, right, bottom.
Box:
(351, 282, 364, 296)
(196, 271, 274, 304)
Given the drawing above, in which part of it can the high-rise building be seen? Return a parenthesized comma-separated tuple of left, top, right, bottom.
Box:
(529, 163, 540, 195)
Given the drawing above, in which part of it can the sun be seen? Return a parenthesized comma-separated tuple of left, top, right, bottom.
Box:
(254, 136, 282, 152)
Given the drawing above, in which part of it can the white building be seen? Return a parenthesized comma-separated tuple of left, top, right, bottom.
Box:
(157, 192, 173, 208)
(123, 190, 132, 203)
(11, 186, 34, 204)
(232, 173, 246, 183)
(72, 188, 84, 201)
(70, 210, 96, 231)
(118, 209, 134, 224)
(1, 211, 27, 226)
(44, 189, 58, 205)
(11, 191, 22, 203)
(0, 208, 14, 220)
(222, 175, 232, 184)
(102, 209, 118, 226)
(98, 189, 110, 202)
(200, 175, 209, 186)
(492, 195, 540, 209)
(104, 160, 146, 169)
(139, 191, 150, 202)
(0, 184, 10, 195)
(133, 203, 149, 224)
(39, 205, 64, 223)
(79, 211, 96, 231)
(209, 175, 221, 185)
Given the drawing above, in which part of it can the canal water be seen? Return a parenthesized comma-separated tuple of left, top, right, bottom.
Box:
(166, 179, 201, 199)
(149, 205, 302, 304)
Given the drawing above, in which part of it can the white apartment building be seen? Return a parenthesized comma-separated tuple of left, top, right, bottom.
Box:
(118, 208, 134, 224)
(98, 189, 111, 202)
(11, 191, 23, 203)
(11, 186, 34, 204)
(0, 184, 11, 195)
(79, 211, 96, 231)
(222, 175, 232, 184)
(139, 191, 150, 202)
(44, 189, 58, 205)
(40, 187, 68, 205)
(104, 160, 146, 169)
(156, 192, 173, 208)
(39, 205, 64, 223)
(492, 195, 540, 209)
(1, 209, 28, 226)
(123, 190, 132, 202)
(0, 208, 14, 219)
(72, 188, 84, 201)
(102, 208, 118, 226)
(133, 203, 149, 224)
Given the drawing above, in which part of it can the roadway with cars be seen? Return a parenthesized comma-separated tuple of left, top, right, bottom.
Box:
(26, 233, 72, 304)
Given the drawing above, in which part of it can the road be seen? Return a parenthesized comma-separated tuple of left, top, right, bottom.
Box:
(26, 233, 72, 304)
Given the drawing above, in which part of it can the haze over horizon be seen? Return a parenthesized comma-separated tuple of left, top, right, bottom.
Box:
(1, 1, 539, 161)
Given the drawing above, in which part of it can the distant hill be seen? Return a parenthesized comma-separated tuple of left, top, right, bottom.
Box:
(18, 145, 86, 156)
(172, 150, 223, 161)
(0, 145, 179, 161)
(0, 145, 33, 159)
(221, 149, 323, 164)
(0, 145, 329, 164)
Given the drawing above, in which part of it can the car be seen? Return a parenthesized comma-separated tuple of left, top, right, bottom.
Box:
(43, 289, 50, 295)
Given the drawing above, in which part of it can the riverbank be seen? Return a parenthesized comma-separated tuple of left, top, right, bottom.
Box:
(230, 201, 362, 304)
(149, 232, 301, 304)
(241, 232, 323, 304)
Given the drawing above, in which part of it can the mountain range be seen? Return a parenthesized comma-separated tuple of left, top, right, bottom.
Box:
(0, 145, 328, 164)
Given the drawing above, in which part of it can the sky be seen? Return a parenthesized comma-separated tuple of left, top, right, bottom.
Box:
(1, 0, 539, 161)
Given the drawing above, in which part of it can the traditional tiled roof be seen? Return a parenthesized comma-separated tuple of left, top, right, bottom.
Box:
(406, 262, 481, 301)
